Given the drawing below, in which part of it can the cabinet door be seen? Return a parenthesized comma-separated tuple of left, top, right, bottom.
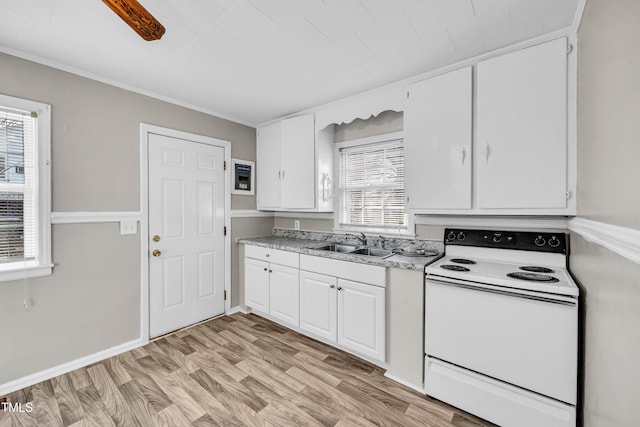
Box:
(299, 270, 337, 342)
(244, 258, 269, 314)
(269, 264, 300, 327)
(405, 67, 473, 209)
(477, 38, 568, 209)
(256, 121, 282, 209)
(337, 279, 385, 362)
(281, 114, 315, 209)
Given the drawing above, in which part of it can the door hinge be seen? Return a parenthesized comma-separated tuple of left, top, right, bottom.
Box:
(224, 160, 227, 171)
(224, 290, 227, 301)
(224, 226, 227, 236)
(566, 190, 572, 199)
(567, 44, 573, 55)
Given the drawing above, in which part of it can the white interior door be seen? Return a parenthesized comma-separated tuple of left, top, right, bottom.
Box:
(148, 133, 225, 338)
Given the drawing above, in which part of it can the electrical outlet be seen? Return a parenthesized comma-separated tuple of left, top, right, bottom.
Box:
(294, 220, 300, 230)
(120, 220, 137, 235)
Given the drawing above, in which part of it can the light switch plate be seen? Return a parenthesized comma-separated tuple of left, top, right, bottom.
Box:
(120, 220, 137, 235)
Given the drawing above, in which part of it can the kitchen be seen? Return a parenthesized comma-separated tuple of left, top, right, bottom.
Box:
(0, 0, 639, 426)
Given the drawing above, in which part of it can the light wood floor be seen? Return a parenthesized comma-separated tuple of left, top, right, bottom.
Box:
(0, 313, 496, 427)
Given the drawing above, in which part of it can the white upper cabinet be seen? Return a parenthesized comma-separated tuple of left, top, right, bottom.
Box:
(405, 66, 473, 210)
(281, 114, 315, 209)
(403, 37, 574, 214)
(256, 121, 281, 209)
(256, 113, 334, 212)
(476, 38, 569, 209)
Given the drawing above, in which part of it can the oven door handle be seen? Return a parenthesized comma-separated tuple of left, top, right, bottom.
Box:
(426, 276, 578, 307)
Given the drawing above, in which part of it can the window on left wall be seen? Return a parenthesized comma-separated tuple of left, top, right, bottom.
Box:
(0, 94, 52, 282)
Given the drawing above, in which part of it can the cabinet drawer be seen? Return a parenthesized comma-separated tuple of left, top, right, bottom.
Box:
(245, 245, 299, 268)
(300, 254, 386, 288)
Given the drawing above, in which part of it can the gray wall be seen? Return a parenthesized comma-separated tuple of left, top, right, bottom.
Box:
(0, 52, 258, 385)
(573, 0, 640, 425)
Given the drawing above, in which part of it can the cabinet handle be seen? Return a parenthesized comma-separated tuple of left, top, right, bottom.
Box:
(330, 284, 335, 289)
(266, 253, 270, 257)
(263, 267, 268, 271)
(278, 170, 281, 179)
(460, 147, 466, 166)
(282, 170, 285, 179)
(337, 287, 343, 291)
(269, 269, 273, 273)
(484, 143, 491, 163)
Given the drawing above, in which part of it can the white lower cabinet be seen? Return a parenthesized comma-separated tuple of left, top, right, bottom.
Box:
(337, 278, 386, 362)
(299, 270, 337, 342)
(298, 255, 386, 362)
(268, 265, 299, 327)
(244, 246, 300, 328)
(245, 248, 386, 363)
(244, 257, 270, 314)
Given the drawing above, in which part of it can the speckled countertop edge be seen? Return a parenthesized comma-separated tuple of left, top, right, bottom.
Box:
(237, 235, 442, 271)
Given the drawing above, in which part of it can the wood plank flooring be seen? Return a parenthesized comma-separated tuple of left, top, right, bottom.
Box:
(0, 313, 496, 426)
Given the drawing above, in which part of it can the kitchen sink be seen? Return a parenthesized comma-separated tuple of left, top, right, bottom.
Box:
(312, 243, 359, 253)
(349, 248, 394, 258)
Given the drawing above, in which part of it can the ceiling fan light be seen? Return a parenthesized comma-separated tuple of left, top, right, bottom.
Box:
(101, 0, 165, 41)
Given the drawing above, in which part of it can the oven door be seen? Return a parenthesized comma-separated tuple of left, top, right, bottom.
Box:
(425, 276, 577, 404)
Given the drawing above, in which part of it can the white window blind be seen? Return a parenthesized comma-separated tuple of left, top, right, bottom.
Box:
(339, 139, 405, 228)
(0, 107, 37, 263)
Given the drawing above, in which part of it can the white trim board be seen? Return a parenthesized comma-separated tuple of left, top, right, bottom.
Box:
(274, 212, 334, 220)
(231, 210, 274, 218)
(414, 215, 569, 230)
(0, 338, 145, 397)
(51, 211, 141, 224)
(568, 218, 640, 265)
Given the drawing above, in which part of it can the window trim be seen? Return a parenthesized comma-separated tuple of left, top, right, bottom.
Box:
(333, 131, 413, 237)
(0, 94, 52, 282)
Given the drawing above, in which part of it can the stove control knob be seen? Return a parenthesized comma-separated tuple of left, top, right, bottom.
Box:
(447, 231, 456, 241)
(534, 235, 546, 246)
(549, 236, 560, 247)
(492, 233, 502, 243)
(457, 232, 466, 241)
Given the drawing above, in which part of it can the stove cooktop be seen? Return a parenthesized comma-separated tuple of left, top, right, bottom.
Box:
(425, 254, 578, 297)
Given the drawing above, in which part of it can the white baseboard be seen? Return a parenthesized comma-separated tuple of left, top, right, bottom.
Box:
(383, 372, 425, 394)
(226, 305, 251, 315)
(0, 338, 146, 397)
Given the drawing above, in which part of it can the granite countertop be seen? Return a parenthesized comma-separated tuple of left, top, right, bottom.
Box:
(237, 235, 442, 271)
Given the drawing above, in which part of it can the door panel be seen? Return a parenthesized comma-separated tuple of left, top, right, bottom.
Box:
(338, 279, 385, 361)
(244, 258, 269, 314)
(149, 133, 225, 338)
(269, 265, 299, 327)
(405, 67, 472, 209)
(476, 38, 568, 209)
(299, 270, 337, 342)
(256, 121, 281, 209)
(281, 114, 315, 209)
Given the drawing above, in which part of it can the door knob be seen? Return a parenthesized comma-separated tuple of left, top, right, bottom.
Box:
(152, 249, 161, 257)
(152, 235, 161, 242)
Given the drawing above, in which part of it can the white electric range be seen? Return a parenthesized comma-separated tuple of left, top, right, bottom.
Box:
(424, 228, 579, 427)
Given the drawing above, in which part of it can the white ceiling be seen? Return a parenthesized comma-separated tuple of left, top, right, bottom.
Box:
(0, 0, 581, 126)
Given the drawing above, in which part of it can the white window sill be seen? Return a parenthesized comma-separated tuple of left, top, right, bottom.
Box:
(333, 225, 415, 238)
(0, 262, 54, 283)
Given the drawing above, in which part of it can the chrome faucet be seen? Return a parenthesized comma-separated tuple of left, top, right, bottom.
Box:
(346, 232, 367, 246)
(378, 235, 389, 249)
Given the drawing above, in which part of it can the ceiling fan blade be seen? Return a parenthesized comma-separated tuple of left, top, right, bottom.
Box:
(101, 0, 165, 41)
